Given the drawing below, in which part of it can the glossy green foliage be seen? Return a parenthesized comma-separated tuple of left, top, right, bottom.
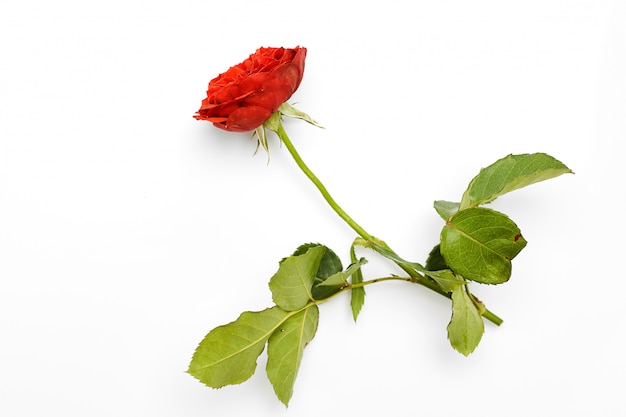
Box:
(269, 245, 324, 310)
(267, 305, 319, 405)
(189, 152, 572, 405)
(189, 244, 366, 406)
(187, 307, 290, 388)
(459, 153, 572, 210)
(440, 208, 527, 284)
(447, 286, 485, 356)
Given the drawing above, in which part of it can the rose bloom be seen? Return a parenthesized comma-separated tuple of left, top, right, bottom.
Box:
(194, 47, 307, 132)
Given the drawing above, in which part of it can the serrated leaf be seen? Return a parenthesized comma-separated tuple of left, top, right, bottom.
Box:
(460, 153, 573, 209)
(440, 207, 527, 284)
(317, 258, 367, 287)
(290, 243, 343, 300)
(267, 305, 319, 406)
(349, 243, 366, 321)
(425, 269, 464, 293)
(269, 246, 325, 310)
(314, 246, 343, 278)
(447, 286, 485, 356)
(350, 286, 365, 321)
(356, 239, 460, 294)
(470, 292, 487, 315)
(434, 200, 460, 220)
(356, 239, 428, 273)
(310, 245, 343, 300)
(187, 307, 290, 388)
(424, 245, 465, 292)
(425, 244, 448, 271)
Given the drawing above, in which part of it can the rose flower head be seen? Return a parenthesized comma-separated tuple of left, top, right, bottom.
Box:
(194, 46, 307, 132)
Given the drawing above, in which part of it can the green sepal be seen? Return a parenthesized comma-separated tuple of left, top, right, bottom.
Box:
(253, 124, 270, 156)
(277, 102, 323, 128)
(263, 109, 282, 133)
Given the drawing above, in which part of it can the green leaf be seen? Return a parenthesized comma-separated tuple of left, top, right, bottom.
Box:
(425, 244, 448, 271)
(314, 246, 343, 279)
(460, 153, 573, 209)
(349, 242, 366, 321)
(447, 286, 485, 356)
(356, 238, 428, 273)
(440, 207, 527, 284)
(317, 258, 367, 287)
(267, 305, 319, 406)
(291, 243, 344, 300)
(269, 245, 325, 310)
(187, 307, 290, 388)
(425, 269, 464, 293)
(355, 238, 461, 293)
(424, 247, 465, 294)
(310, 245, 343, 300)
(434, 200, 460, 220)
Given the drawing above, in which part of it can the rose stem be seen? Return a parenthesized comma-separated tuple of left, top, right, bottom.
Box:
(275, 122, 503, 326)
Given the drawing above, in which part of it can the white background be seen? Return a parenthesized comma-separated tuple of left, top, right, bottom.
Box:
(1, 1, 624, 416)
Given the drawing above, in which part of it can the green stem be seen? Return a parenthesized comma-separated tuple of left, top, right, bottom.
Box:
(350, 276, 417, 288)
(274, 122, 502, 326)
(311, 276, 417, 306)
(276, 123, 373, 241)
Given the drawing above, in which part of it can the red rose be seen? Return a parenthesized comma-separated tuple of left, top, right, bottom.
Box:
(194, 46, 307, 132)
